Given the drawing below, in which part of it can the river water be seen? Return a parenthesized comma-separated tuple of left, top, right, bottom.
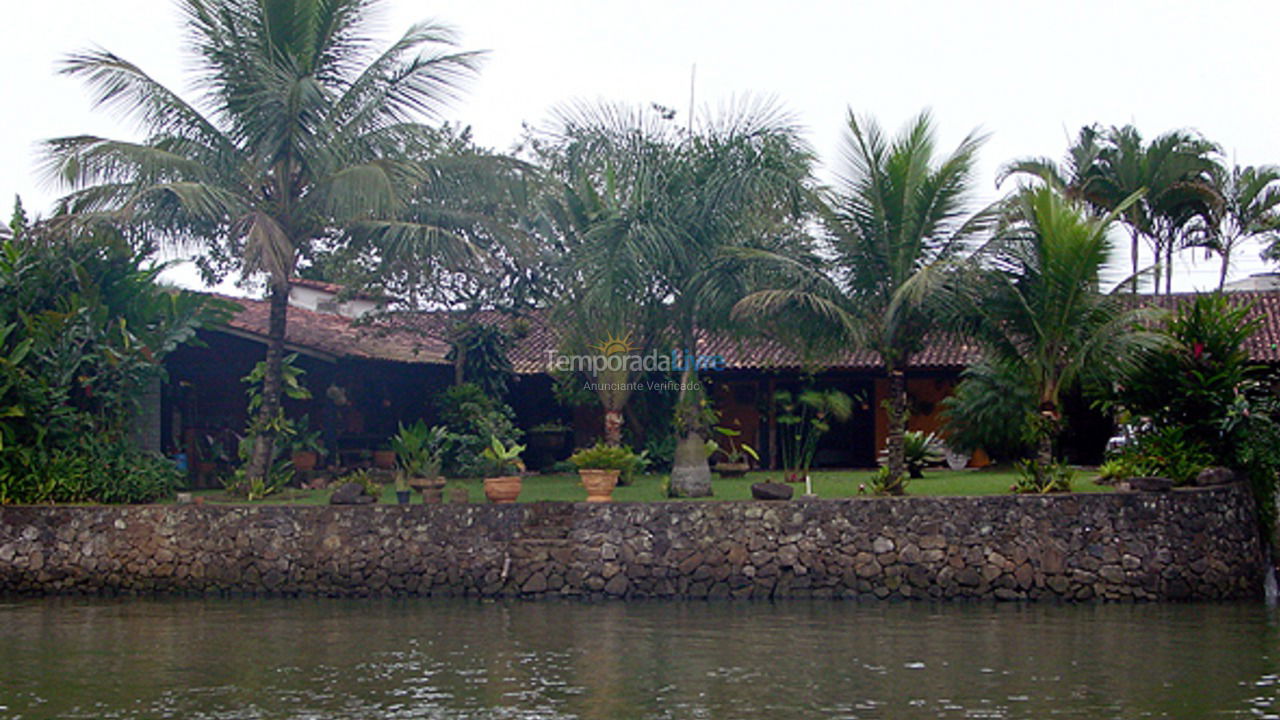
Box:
(1, 597, 1278, 719)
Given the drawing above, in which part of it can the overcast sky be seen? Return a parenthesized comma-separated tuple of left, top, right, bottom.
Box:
(3, 0, 1278, 294)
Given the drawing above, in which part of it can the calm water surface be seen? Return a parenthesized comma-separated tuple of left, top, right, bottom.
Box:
(1, 597, 1279, 719)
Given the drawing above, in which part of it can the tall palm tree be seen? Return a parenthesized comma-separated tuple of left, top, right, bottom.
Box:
(546, 100, 813, 496)
(736, 110, 991, 488)
(950, 187, 1161, 466)
(1194, 164, 1280, 289)
(1001, 125, 1220, 294)
(42, 0, 482, 482)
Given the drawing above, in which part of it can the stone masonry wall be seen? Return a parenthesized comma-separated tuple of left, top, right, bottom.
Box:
(0, 485, 1263, 601)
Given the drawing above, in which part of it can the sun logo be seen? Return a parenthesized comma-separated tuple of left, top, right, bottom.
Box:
(591, 331, 636, 356)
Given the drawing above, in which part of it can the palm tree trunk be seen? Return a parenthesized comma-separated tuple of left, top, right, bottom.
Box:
(669, 331, 711, 497)
(1165, 243, 1174, 295)
(1130, 230, 1140, 293)
(603, 408, 624, 447)
(245, 281, 290, 483)
(1036, 434, 1054, 467)
(885, 364, 908, 494)
(1218, 247, 1231, 291)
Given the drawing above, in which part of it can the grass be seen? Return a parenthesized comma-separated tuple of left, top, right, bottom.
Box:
(189, 466, 1111, 505)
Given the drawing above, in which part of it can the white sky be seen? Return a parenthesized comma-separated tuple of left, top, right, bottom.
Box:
(3, 0, 1278, 295)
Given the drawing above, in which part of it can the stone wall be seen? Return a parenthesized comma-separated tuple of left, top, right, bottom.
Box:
(0, 485, 1263, 601)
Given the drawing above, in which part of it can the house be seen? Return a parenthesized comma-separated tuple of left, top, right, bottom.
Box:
(160, 284, 1280, 478)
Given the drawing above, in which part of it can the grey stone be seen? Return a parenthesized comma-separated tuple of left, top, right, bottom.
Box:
(750, 483, 793, 501)
(329, 483, 375, 505)
(1195, 466, 1237, 487)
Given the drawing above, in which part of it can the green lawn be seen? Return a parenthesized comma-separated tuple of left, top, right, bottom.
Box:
(189, 467, 1111, 505)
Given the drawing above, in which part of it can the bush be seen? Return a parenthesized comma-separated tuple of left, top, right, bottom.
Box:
(569, 442, 639, 471)
(0, 437, 180, 505)
(940, 360, 1036, 461)
(1012, 460, 1074, 494)
(1116, 425, 1215, 486)
(434, 383, 522, 477)
(878, 430, 944, 479)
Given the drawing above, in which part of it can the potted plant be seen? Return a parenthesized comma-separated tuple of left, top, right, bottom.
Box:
(878, 430, 944, 479)
(481, 437, 526, 503)
(390, 420, 452, 503)
(710, 426, 758, 478)
(393, 472, 411, 504)
(289, 417, 325, 472)
(568, 442, 638, 502)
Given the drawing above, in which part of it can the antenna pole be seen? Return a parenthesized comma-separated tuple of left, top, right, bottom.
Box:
(688, 63, 696, 133)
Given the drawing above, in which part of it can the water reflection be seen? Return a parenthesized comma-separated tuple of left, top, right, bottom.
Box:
(1, 598, 1278, 719)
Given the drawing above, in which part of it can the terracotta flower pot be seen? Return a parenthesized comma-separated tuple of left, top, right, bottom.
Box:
(372, 450, 397, 469)
(483, 476, 522, 503)
(579, 468, 620, 503)
(409, 476, 446, 504)
(291, 450, 319, 473)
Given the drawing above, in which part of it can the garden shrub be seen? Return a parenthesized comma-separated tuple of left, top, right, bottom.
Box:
(0, 215, 225, 504)
(1012, 460, 1074, 494)
(1115, 426, 1214, 486)
(435, 382, 522, 477)
(940, 359, 1037, 462)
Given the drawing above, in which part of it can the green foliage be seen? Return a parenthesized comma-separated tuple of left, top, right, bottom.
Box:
(0, 435, 180, 505)
(480, 437, 526, 477)
(774, 388, 853, 479)
(710, 425, 759, 465)
(287, 415, 324, 456)
(568, 441, 639, 471)
(902, 431, 944, 479)
(1012, 460, 1074, 494)
(434, 383, 522, 477)
(940, 360, 1037, 460)
(0, 221, 223, 504)
(390, 420, 452, 478)
(1115, 426, 1216, 486)
(446, 323, 515, 398)
(336, 469, 380, 500)
(1096, 458, 1137, 482)
(866, 465, 906, 496)
(1109, 293, 1258, 459)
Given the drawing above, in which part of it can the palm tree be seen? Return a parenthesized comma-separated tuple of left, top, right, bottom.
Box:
(950, 187, 1161, 466)
(42, 0, 482, 482)
(1001, 125, 1220, 294)
(736, 110, 990, 488)
(546, 100, 813, 496)
(1194, 164, 1280, 289)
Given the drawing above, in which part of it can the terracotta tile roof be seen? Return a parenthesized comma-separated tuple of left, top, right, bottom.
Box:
(216, 294, 450, 364)
(212, 291, 1280, 371)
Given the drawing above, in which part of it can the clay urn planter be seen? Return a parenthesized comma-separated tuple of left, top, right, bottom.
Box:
(483, 476, 522, 503)
(568, 442, 638, 503)
(579, 468, 621, 503)
(409, 475, 446, 504)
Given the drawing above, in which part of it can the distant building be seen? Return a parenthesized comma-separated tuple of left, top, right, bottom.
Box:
(1224, 273, 1280, 292)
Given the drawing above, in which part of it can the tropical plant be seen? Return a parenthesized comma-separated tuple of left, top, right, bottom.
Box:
(773, 389, 853, 482)
(1001, 124, 1221, 294)
(568, 441, 638, 471)
(44, 0, 483, 486)
(390, 420, 451, 478)
(710, 425, 759, 465)
(949, 186, 1164, 469)
(866, 465, 905, 496)
(939, 359, 1037, 461)
(434, 382, 521, 477)
(878, 430, 944, 479)
(287, 416, 325, 456)
(737, 110, 991, 488)
(1012, 460, 1074, 494)
(540, 99, 813, 496)
(337, 468, 380, 499)
(1195, 164, 1280, 289)
(1113, 426, 1214, 486)
(480, 436, 525, 477)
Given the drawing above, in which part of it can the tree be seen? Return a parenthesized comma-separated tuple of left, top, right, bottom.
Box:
(737, 110, 990, 489)
(544, 100, 813, 495)
(1001, 125, 1220, 294)
(1195, 164, 1280, 289)
(950, 187, 1162, 467)
(43, 0, 482, 483)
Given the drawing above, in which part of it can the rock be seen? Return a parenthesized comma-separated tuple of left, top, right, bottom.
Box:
(329, 482, 375, 505)
(751, 482, 793, 501)
(1195, 466, 1237, 487)
(1123, 477, 1173, 493)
